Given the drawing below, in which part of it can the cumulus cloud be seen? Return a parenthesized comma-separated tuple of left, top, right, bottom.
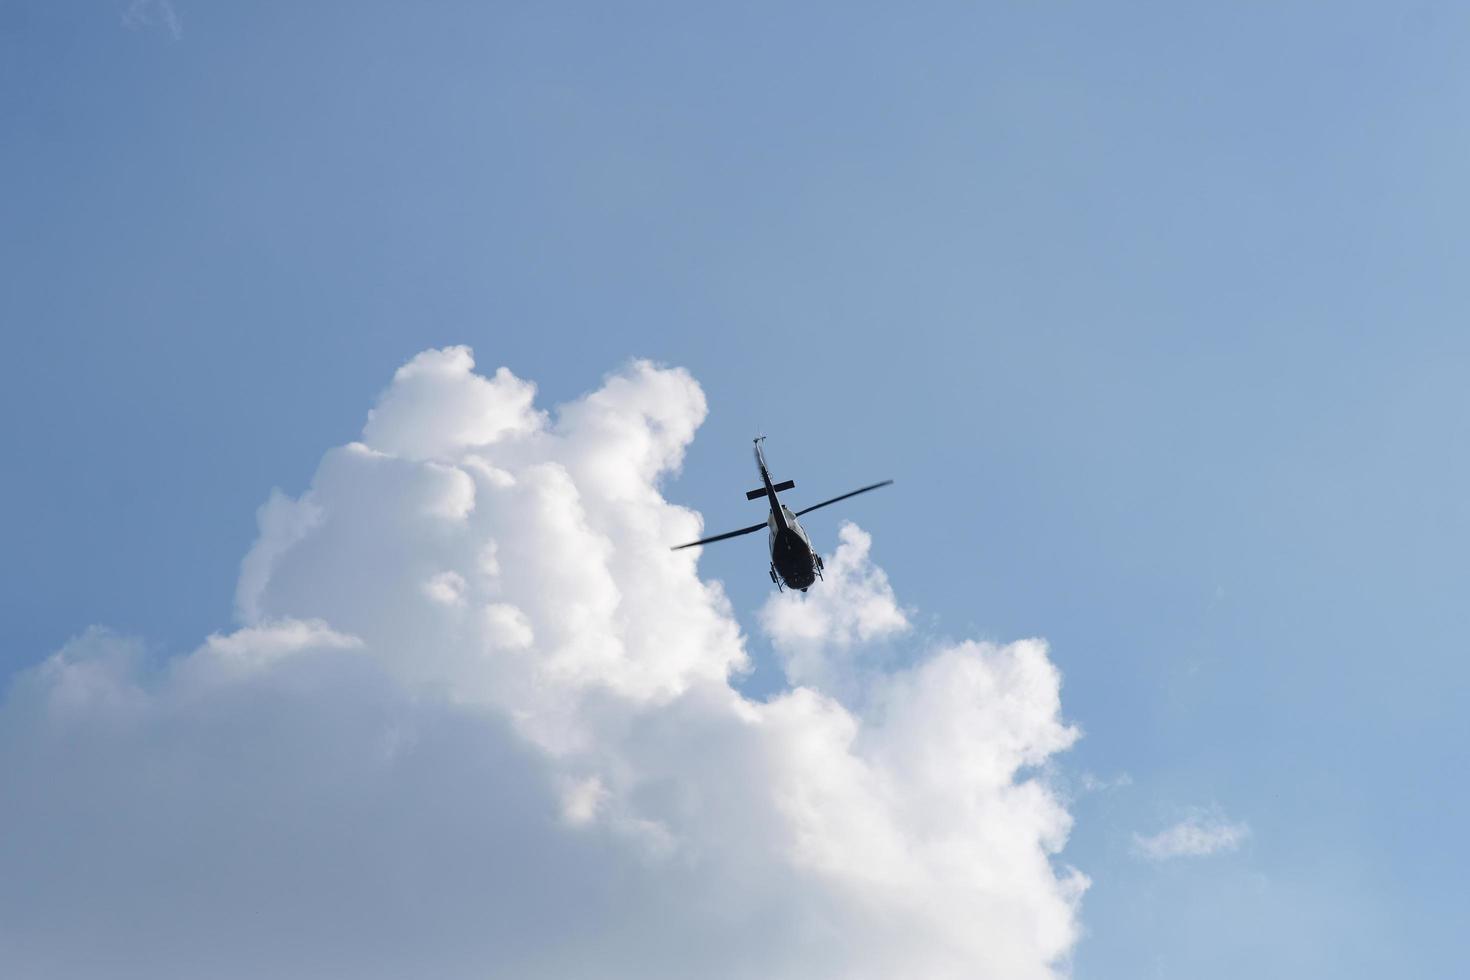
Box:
(1133, 807, 1250, 860)
(759, 522, 910, 691)
(0, 347, 1085, 979)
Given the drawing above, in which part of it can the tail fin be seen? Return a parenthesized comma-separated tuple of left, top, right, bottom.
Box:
(746, 479, 795, 501)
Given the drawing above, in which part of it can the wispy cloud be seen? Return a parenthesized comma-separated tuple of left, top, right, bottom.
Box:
(1133, 807, 1250, 860)
(123, 0, 182, 41)
(1078, 771, 1133, 794)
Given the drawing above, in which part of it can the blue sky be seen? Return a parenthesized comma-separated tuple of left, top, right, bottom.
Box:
(4, 2, 1468, 976)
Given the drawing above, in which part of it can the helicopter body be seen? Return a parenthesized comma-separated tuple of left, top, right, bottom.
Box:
(767, 509, 819, 590)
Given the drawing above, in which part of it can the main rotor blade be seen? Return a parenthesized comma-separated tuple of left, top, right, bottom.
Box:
(793, 480, 894, 517)
(671, 519, 768, 551)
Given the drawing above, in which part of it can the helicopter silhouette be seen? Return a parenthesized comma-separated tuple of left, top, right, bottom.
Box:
(672, 437, 892, 592)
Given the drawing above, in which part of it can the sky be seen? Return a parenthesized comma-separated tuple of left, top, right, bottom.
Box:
(3, 2, 1469, 977)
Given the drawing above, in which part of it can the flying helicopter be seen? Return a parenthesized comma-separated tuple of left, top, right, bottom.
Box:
(672, 437, 893, 592)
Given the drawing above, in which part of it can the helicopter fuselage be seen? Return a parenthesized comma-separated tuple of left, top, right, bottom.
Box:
(768, 506, 819, 591)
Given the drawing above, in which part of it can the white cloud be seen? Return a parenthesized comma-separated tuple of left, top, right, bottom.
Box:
(759, 522, 909, 690)
(422, 570, 468, 606)
(0, 348, 1085, 979)
(1133, 807, 1251, 860)
(361, 346, 542, 461)
(184, 618, 362, 681)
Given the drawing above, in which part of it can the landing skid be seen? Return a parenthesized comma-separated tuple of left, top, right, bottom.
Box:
(769, 565, 783, 592)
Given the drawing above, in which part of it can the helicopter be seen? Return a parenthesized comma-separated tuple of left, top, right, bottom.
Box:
(672, 437, 893, 592)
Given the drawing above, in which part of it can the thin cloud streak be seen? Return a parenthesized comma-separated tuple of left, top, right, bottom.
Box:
(1133, 808, 1250, 860)
(123, 0, 182, 40)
